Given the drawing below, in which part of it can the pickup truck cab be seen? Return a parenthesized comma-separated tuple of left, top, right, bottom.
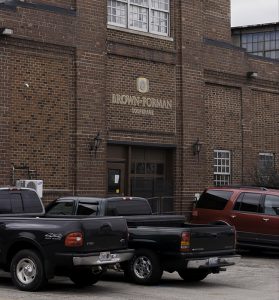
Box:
(46, 196, 241, 285)
(0, 188, 133, 291)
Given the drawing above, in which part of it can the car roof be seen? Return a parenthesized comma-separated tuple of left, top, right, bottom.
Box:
(56, 196, 148, 202)
(206, 186, 279, 195)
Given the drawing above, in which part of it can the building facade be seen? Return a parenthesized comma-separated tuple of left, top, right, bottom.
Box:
(0, 0, 279, 214)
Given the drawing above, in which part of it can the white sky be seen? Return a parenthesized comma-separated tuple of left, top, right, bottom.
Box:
(231, 0, 279, 27)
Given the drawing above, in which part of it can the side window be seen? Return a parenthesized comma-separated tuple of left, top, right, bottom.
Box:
(47, 202, 74, 215)
(234, 193, 261, 213)
(195, 190, 233, 210)
(77, 203, 99, 216)
(0, 191, 12, 214)
(264, 195, 279, 216)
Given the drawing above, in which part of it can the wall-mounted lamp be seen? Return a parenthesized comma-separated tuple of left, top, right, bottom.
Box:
(90, 132, 102, 158)
(247, 71, 258, 79)
(0, 28, 13, 36)
(193, 138, 202, 161)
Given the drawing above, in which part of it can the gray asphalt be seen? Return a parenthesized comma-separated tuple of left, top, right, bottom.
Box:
(0, 251, 278, 300)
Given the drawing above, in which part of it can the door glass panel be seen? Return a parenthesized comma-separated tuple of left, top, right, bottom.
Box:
(238, 193, 261, 213)
(77, 202, 99, 216)
(47, 202, 74, 215)
(108, 169, 121, 194)
(264, 195, 279, 216)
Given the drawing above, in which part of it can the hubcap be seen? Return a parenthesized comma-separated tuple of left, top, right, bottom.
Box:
(16, 258, 37, 284)
(133, 256, 152, 279)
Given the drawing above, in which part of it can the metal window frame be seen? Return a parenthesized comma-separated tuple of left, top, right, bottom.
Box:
(213, 150, 231, 186)
(107, 0, 170, 36)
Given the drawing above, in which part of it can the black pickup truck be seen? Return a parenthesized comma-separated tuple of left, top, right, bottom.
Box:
(0, 188, 133, 291)
(46, 196, 241, 285)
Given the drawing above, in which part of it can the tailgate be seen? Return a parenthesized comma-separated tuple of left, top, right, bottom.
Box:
(189, 224, 235, 252)
(81, 216, 128, 252)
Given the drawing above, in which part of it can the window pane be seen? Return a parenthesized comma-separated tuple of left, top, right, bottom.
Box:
(47, 202, 74, 215)
(11, 194, 23, 213)
(239, 193, 261, 213)
(129, 5, 148, 31)
(196, 190, 233, 210)
(0, 191, 12, 214)
(151, 0, 169, 11)
(213, 150, 231, 186)
(107, 0, 127, 26)
(151, 10, 168, 34)
(77, 203, 99, 216)
(264, 195, 279, 215)
(130, 0, 148, 6)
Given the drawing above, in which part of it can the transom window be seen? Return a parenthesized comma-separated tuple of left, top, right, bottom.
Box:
(107, 0, 170, 36)
(214, 150, 231, 186)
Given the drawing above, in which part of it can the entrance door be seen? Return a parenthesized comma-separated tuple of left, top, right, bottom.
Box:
(107, 163, 125, 196)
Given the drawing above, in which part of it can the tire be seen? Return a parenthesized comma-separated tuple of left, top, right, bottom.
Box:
(178, 269, 209, 282)
(70, 268, 102, 287)
(124, 249, 163, 285)
(10, 249, 47, 291)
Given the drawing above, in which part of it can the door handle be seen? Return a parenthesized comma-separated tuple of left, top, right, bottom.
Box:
(231, 215, 236, 219)
(262, 218, 269, 222)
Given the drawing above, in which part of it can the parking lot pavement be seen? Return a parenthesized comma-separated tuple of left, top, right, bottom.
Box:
(0, 251, 278, 300)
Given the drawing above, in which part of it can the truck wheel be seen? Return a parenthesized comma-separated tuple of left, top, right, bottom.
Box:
(178, 269, 209, 282)
(124, 249, 163, 285)
(10, 249, 47, 291)
(70, 269, 102, 287)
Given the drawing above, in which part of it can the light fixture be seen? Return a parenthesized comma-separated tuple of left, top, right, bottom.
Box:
(0, 28, 13, 36)
(193, 138, 202, 160)
(89, 132, 102, 158)
(247, 71, 258, 79)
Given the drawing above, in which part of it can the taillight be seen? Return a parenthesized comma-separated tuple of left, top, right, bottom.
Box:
(180, 232, 190, 252)
(192, 210, 198, 217)
(65, 232, 83, 247)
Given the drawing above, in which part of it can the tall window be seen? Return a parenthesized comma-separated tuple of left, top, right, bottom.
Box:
(259, 153, 275, 171)
(107, 0, 170, 36)
(214, 150, 231, 186)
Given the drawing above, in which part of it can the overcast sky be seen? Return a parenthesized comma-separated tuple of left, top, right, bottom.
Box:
(231, 0, 279, 27)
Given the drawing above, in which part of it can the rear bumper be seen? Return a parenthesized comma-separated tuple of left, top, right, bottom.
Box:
(187, 255, 241, 269)
(72, 249, 134, 266)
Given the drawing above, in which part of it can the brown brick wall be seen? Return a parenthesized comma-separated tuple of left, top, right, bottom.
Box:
(204, 83, 242, 186)
(0, 0, 279, 211)
(4, 40, 75, 195)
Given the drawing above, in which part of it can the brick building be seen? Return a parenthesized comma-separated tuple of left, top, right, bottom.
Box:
(0, 0, 278, 214)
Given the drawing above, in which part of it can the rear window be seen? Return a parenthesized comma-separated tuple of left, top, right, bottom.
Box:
(196, 190, 233, 210)
(22, 190, 44, 213)
(106, 199, 152, 216)
(0, 191, 12, 214)
(0, 189, 43, 214)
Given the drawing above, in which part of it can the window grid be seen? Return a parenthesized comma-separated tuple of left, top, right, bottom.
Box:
(241, 31, 279, 60)
(214, 150, 231, 187)
(108, 0, 170, 36)
(259, 153, 275, 170)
